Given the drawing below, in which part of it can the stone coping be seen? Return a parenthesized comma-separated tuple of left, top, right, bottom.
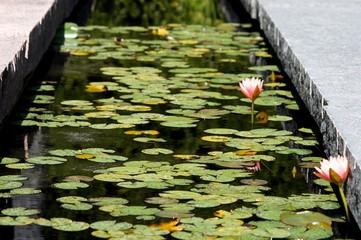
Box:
(0, 0, 79, 124)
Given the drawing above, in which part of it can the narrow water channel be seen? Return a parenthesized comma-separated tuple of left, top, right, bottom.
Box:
(0, 0, 357, 239)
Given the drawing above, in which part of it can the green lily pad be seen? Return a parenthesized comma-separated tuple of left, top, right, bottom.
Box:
(2, 207, 40, 216)
(57, 196, 88, 204)
(89, 197, 129, 206)
(252, 227, 291, 238)
(53, 182, 89, 190)
(26, 156, 68, 165)
(110, 206, 160, 217)
(317, 201, 340, 210)
(160, 121, 197, 128)
(188, 195, 237, 208)
(0, 175, 27, 181)
(0, 216, 34, 226)
(51, 218, 90, 232)
(5, 163, 35, 169)
(48, 149, 80, 157)
(61, 100, 93, 106)
(236, 128, 292, 138)
(0, 181, 23, 190)
(134, 137, 167, 143)
(90, 220, 132, 231)
(248, 65, 279, 72)
(61, 203, 93, 211)
(268, 115, 293, 122)
(204, 128, 239, 135)
(301, 156, 322, 162)
(85, 111, 119, 118)
(155, 209, 194, 219)
(117, 181, 148, 188)
(145, 197, 179, 205)
(295, 139, 318, 146)
(34, 218, 53, 227)
(87, 155, 128, 163)
(280, 211, 332, 227)
(159, 190, 202, 200)
(10, 188, 41, 195)
(240, 179, 268, 186)
(142, 148, 174, 155)
(89, 123, 125, 129)
(276, 148, 313, 155)
(256, 210, 285, 220)
(0, 157, 20, 164)
(166, 178, 194, 186)
(298, 127, 314, 134)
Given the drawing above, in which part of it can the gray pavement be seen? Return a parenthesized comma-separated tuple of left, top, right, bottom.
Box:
(239, 0, 361, 228)
(0, 0, 78, 124)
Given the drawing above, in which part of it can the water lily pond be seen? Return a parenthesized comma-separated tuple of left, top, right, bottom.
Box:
(0, 1, 355, 239)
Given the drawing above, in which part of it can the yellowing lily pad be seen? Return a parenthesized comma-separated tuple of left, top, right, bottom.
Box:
(201, 135, 231, 142)
(124, 130, 159, 135)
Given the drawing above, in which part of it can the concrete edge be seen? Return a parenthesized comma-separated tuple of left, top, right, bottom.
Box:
(0, 0, 79, 124)
(238, 0, 361, 228)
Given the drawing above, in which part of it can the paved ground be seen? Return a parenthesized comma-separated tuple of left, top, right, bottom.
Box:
(0, 0, 78, 124)
(239, 0, 361, 229)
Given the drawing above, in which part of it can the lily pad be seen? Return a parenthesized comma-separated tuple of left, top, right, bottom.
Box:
(61, 100, 93, 106)
(90, 220, 132, 231)
(0, 157, 20, 164)
(2, 207, 40, 216)
(0, 181, 23, 190)
(26, 156, 68, 165)
(280, 211, 332, 227)
(5, 163, 35, 169)
(51, 218, 90, 232)
(0, 216, 34, 226)
(159, 190, 202, 200)
(53, 182, 89, 190)
(142, 148, 174, 155)
(61, 203, 93, 211)
(252, 227, 291, 238)
(204, 128, 239, 135)
(10, 188, 41, 195)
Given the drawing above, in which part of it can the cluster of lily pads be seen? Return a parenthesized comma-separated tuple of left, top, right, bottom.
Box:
(0, 22, 344, 239)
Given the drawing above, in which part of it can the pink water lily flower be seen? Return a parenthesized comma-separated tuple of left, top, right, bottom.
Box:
(239, 77, 264, 101)
(314, 155, 350, 222)
(314, 155, 350, 184)
(246, 161, 261, 172)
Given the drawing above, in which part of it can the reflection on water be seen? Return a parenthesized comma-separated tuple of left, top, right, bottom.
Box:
(88, 0, 225, 27)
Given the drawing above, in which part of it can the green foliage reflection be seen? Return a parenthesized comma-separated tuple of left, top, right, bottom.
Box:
(88, 0, 225, 27)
